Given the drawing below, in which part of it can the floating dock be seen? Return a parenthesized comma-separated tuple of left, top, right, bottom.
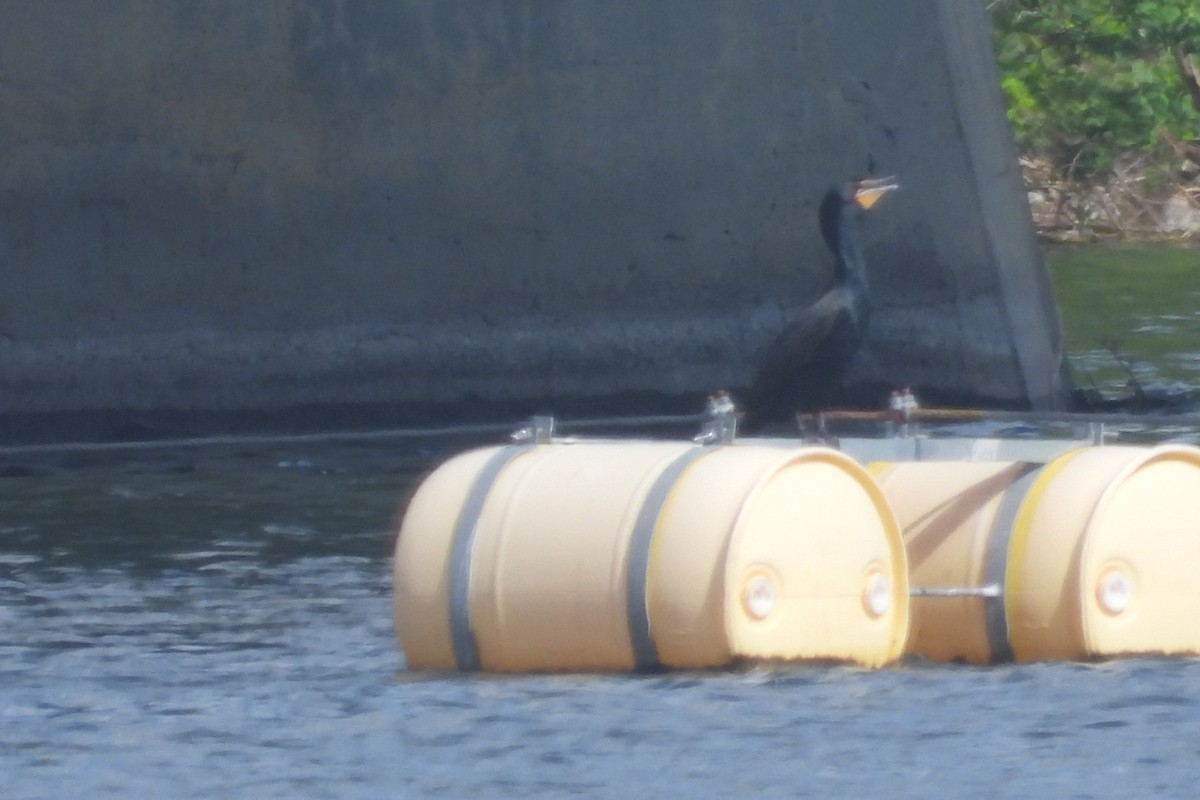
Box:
(393, 411, 1200, 671)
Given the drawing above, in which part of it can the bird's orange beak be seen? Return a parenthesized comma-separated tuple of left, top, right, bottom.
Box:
(854, 177, 899, 210)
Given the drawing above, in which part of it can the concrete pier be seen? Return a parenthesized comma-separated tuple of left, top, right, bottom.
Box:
(0, 1, 1067, 440)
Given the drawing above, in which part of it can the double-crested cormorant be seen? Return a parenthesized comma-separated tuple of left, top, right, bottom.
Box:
(742, 176, 898, 431)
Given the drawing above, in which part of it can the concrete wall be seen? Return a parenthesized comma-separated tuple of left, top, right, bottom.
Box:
(0, 1, 1067, 435)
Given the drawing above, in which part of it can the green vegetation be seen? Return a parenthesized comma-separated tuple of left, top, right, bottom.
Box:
(990, 7, 1200, 393)
(990, 1, 1200, 178)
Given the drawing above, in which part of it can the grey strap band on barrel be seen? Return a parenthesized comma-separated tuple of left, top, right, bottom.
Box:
(625, 446, 717, 672)
(982, 463, 1042, 662)
(449, 444, 531, 671)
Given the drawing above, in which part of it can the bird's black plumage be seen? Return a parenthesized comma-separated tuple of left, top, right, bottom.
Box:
(741, 177, 897, 432)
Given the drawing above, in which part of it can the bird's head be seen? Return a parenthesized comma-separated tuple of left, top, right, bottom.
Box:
(819, 176, 899, 251)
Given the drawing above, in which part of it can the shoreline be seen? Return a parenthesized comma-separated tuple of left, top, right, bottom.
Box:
(1021, 154, 1200, 243)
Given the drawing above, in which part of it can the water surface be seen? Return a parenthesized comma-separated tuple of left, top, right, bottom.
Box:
(1050, 244, 1200, 399)
(5, 245, 1200, 798)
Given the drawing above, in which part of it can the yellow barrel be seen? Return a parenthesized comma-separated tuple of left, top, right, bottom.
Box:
(394, 440, 909, 672)
(870, 461, 1038, 664)
(874, 444, 1200, 664)
(1007, 444, 1200, 662)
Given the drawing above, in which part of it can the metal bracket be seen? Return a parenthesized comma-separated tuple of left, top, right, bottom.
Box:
(694, 392, 739, 445)
(511, 415, 556, 444)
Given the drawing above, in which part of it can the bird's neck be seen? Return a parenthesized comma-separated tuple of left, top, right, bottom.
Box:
(834, 209, 871, 296)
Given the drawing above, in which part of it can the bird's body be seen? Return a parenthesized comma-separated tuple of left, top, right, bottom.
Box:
(741, 177, 897, 432)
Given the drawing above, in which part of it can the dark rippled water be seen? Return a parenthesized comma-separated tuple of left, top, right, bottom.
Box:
(1051, 244, 1200, 400)
(5, 438, 1200, 799)
(5, 245, 1200, 798)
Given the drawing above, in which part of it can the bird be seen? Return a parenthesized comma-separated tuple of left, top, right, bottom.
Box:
(740, 176, 899, 433)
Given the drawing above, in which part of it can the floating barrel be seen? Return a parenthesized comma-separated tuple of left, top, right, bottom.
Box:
(873, 444, 1200, 663)
(394, 441, 909, 672)
(870, 460, 1036, 664)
